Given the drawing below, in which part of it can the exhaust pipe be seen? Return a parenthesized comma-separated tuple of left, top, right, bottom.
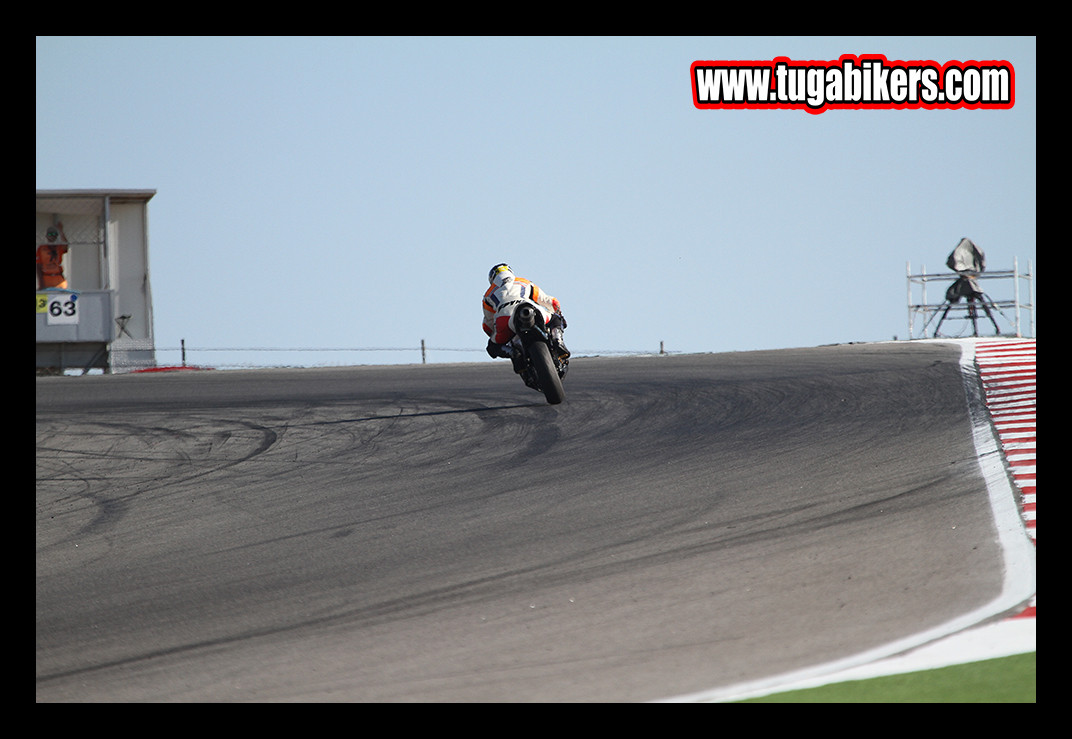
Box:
(514, 304, 538, 331)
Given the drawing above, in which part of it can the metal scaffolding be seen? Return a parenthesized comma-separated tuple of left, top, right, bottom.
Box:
(906, 258, 1034, 340)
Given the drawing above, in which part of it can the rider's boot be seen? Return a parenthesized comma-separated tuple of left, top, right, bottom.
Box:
(510, 350, 526, 374)
(550, 327, 571, 361)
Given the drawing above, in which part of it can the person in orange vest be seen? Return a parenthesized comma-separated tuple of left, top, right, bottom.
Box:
(37, 222, 69, 289)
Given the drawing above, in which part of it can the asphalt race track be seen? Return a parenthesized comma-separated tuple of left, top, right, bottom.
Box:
(36, 343, 1019, 702)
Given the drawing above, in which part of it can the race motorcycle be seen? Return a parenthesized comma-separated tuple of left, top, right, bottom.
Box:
(506, 300, 568, 405)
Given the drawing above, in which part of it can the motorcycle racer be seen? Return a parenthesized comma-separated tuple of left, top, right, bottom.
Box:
(482, 263, 570, 367)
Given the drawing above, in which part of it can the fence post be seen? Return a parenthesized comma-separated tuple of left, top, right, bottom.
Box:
(421, 339, 426, 364)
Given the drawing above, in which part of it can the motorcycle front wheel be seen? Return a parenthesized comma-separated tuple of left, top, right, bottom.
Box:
(529, 341, 565, 405)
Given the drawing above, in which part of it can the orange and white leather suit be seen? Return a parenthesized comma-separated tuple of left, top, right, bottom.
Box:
(482, 267, 561, 346)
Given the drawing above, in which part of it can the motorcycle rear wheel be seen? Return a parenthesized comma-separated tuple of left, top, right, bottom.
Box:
(529, 341, 565, 405)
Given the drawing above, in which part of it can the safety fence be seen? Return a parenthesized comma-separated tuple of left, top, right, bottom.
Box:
(153, 340, 674, 370)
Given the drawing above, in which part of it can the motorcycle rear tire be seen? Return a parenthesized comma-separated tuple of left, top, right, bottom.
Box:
(529, 341, 565, 405)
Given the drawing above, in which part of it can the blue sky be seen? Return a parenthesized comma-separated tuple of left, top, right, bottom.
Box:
(36, 37, 1036, 368)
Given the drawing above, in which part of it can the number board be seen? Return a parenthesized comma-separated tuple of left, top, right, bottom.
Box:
(37, 292, 80, 325)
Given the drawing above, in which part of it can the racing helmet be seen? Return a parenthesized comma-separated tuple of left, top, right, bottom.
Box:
(489, 263, 514, 286)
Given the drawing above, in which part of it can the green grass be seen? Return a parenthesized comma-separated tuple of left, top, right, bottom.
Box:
(739, 652, 1035, 703)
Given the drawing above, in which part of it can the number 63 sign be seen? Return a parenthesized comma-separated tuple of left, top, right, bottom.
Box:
(36, 292, 80, 325)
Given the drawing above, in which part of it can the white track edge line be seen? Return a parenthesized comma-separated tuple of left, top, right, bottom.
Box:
(663, 339, 1036, 703)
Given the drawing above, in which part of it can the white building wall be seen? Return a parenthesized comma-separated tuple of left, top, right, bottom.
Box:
(109, 200, 155, 366)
